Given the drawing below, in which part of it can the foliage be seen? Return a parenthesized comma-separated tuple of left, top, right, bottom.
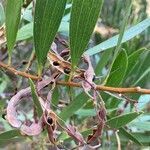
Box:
(0, 0, 150, 149)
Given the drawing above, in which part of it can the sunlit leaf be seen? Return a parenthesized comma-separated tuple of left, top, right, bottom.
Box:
(85, 18, 150, 56)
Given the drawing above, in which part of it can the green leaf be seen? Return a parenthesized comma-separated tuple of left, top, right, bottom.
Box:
(70, 0, 103, 68)
(0, 72, 9, 93)
(95, 49, 112, 75)
(59, 92, 89, 121)
(17, 21, 69, 41)
(133, 50, 150, 86)
(104, 1, 131, 83)
(125, 48, 146, 77)
(124, 50, 150, 86)
(22, 3, 33, 22)
(133, 133, 150, 145)
(137, 94, 150, 110)
(0, 130, 21, 140)
(133, 67, 150, 86)
(104, 50, 128, 108)
(129, 121, 150, 131)
(75, 109, 96, 117)
(5, 0, 22, 64)
(85, 18, 150, 56)
(106, 49, 128, 86)
(34, 0, 67, 75)
(0, 3, 5, 26)
(51, 87, 59, 106)
(29, 79, 43, 117)
(114, 0, 131, 55)
(119, 128, 142, 145)
(106, 112, 142, 128)
(17, 22, 33, 41)
(59, 21, 69, 35)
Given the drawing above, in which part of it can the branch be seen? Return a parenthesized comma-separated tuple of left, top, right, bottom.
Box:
(0, 61, 40, 80)
(0, 61, 150, 94)
(57, 81, 150, 94)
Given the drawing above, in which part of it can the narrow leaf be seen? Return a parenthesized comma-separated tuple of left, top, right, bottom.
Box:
(104, 1, 131, 83)
(17, 22, 33, 41)
(125, 48, 146, 77)
(129, 121, 150, 131)
(95, 49, 112, 75)
(114, 0, 132, 55)
(34, 0, 67, 75)
(0, 3, 5, 26)
(137, 94, 150, 111)
(124, 50, 150, 86)
(132, 133, 150, 145)
(119, 128, 142, 145)
(51, 87, 59, 106)
(17, 21, 69, 41)
(85, 18, 150, 56)
(106, 112, 142, 128)
(106, 49, 128, 86)
(5, 0, 22, 64)
(0, 130, 21, 140)
(29, 79, 43, 117)
(59, 92, 89, 121)
(70, 0, 103, 68)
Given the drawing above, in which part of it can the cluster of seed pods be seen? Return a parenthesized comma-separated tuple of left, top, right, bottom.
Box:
(6, 46, 106, 149)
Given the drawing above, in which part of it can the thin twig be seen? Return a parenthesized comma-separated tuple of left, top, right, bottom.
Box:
(0, 61, 150, 94)
(115, 130, 121, 150)
(25, 51, 36, 72)
(57, 81, 150, 94)
(0, 61, 40, 80)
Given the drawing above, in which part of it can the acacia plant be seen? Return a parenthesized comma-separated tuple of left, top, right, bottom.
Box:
(0, 0, 150, 149)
